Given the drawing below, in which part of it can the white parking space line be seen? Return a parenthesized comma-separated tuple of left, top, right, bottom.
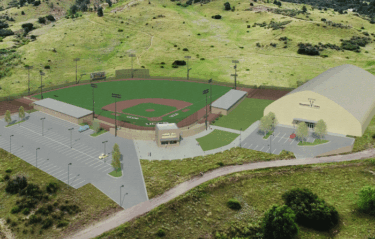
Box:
(278, 133, 286, 142)
(88, 161, 102, 167)
(284, 138, 289, 143)
(242, 142, 247, 147)
(272, 149, 277, 154)
(290, 139, 295, 145)
(40, 164, 55, 170)
(71, 179, 85, 187)
(93, 163, 107, 168)
(101, 167, 112, 172)
(52, 169, 64, 175)
(254, 145, 258, 150)
(260, 146, 264, 151)
(248, 144, 252, 149)
(45, 167, 58, 173)
(60, 173, 74, 181)
(48, 168, 62, 174)
(55, 172, 67, 177)
(96, 164, 110, 170)
(65, 151, 77, 157)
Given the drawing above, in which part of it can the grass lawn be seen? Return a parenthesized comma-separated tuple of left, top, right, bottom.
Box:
(97, 158, 375, 239)
(122, 103, 176, 118)
(108, 170, 122, 178)
(5, 120, 26, 127)
(298, 139, 329, 146)
(211, 98, 274, 131)
(195, 129, 239, 151)
(0, 149, 122, 239)
(263, 130, 274, 139)
(90, 129, 107, 137)
(140, 147, 295, 199)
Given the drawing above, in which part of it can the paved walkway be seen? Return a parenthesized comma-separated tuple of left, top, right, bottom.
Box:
(65, 148, 375, 239)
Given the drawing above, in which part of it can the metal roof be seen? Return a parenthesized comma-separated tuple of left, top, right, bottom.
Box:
(211, 89, 247, 110)
(156, 123, 179, 130)
(33, 98, 92, 118)
(286, 64, 375, 124)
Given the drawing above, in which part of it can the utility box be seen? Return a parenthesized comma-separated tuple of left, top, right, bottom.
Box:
(155, 123, 182, 147)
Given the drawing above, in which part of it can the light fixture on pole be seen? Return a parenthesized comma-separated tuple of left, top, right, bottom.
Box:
(184, 56, 191, 80)
(25, 65, 33, 96)
(39, 71, 45, 99)
(208, 78, 212, 113)
(68, 128, 74, 148)
(203, 89, 209, 130)
(9, 135, 14, 153)
(40, 117, 45, 136)
(73, 58, 80, 84)
(231, 60, 239, 90)
(112, 93, 122, 137)
(36, 147, 40, 168)
(68, 163, 72, 188)
(129, 54, 136, 78)
(91, 84, 97, 119)
(120, 185, 124, 205)
(102, 140, 108, 156)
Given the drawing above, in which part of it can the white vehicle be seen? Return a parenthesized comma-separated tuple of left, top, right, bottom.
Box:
(99, 153, 108, 159)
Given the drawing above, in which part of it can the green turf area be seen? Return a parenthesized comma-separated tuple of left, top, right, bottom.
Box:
(211, 98, 274, 130)
(122, 103, 176, 117)
(102, 158, 375, 239)
(108, 170, 122, 177)
(263, 130, 274, 139)
(32, 80, 231, 127)
(140, 147, 295, 199)
(0, 149, 121, 239)
(90, 129, 108, 137)
(195, 129, 240, 151)
(298, 139, 329, 146)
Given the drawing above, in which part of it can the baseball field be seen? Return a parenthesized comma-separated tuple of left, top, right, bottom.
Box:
(31, 79, 232, 127)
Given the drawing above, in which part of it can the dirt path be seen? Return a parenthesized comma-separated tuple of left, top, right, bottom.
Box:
(65, 148, 375, 239)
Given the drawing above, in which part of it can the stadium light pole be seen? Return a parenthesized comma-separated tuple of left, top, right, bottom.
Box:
(25, 65, 33, 96)
(112, 94, 122, 137)
(203, 89, 209, 130)
(129, 54, 136, 78)
(185, 56, 191, 80)
(68, 163, 72, 188)
(120, 185, 124, 205)
(39, 71, 45, 99)
(208, 78, 212, 113)
(268, 133, 274, 154)
(9, 135, 14, 154)
(231, 60, 239, 90)
(68, 128, 74, 148)
(91, 84, 97, 119)
(102, 140, 108, 156)
(36, 147, 40, 168)
(73, 58, 80, 84)
(40, 117, 45, 136)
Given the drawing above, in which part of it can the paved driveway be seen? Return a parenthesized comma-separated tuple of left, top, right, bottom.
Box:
(0, 112, 148, 209)
(242, 124, 355, 158)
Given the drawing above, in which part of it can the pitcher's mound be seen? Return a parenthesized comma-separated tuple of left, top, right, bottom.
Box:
(145, 109, 155, 112)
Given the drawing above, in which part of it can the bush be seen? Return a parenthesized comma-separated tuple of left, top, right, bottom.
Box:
(29, 215, 42, 224)
(38, 17, 46, 24)
(200, 58, 205, 60)
(22, 208, 30, 215)
(3, 174, 10, 181)
(172, 60, 186, 66)
(42, 217, 53, 229)
(21, 11, 25, 15)
(97, 7, 103, 17)
(227, 198, 241, 210)
(261, 204, 299, 239)
(282, 188, 339, 231)
(211, 15, 222, 19)
(156, 228, 166, 237)
(0, 29, 14, 37)
(19, 183, 42, 198)
(46, 15, 55, 21)
(46, 182, 58, 193)
(44, 65, 50, 69)
(11, 206, 21, 214)
(0, 21, 9, 29)
(182, 48, 188, 51)
(60, 204, 81, 214)
(224, 2, 231, 10)
(106, 0, 112, 7)
(6, 175, 28, 194)
(5, 168, 12, 173)
(118, 29, 123, 32)
(33, 0, 41, 6)
(57, 220, 69, 227)
(357, 186, 375, 216)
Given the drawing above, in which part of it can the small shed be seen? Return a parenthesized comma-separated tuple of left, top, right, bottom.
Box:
(211, 89, 248, 115)
(155, 123, 182, 147)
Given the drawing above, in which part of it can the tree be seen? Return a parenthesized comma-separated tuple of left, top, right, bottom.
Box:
(314, 119, 327, 139)
(261, 204, 299, 239)
(97, 7, 103, 17)
(224, 2, 231, 11)
(302, 5, 307, 13)
(5, 110, 11, 125)
(70, 4, 79, 15)
(19, 106, 25, 122)
(92, 119, 101, 133)
(295, 122, 308, 141)
(259, 114, 273, 136)
(106, 0, 112, 7)
(267, 112, 278, 130)
(357, 186, 375, 216)
(111, 143, 121, 172)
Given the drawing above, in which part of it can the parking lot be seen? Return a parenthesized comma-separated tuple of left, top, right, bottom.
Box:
(0, 111, 148, 209)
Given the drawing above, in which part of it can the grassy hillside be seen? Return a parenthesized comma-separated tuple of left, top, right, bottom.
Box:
(1, 0, 375, 97)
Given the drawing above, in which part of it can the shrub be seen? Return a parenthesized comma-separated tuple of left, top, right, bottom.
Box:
(217, 162, 224, 166)
(0, 29, 14, 37)
(60, 204, 81, 214)
(3, 174, 10, 181)
(172, 60, 186, 66)
(97, 7, 104, 17)
(38, 17, 46, 24)
(44, 65, 50, 69)
(36, 206, 50, 215)
(118, 29, 123, 32)
(57, 220, 69, 227)
(211, 15, 222, 19)
(250, 3, 253, 6)
(282, 188, 339, 231)
(227, 198, 241, 210)
(46, 15, 55, 21)
(357, 186, 375, 216)
(200, 58, 205, 60)
(21, 11, 25, 15)
(19, 183, 42, 198)
(224, 2, 231, 10)
(106, 0, 112, 7)
(183, 48, 188, 51)
(42, 217, 53, 229)
(46, 182, 58, 193)
(261, 204, 299, 239)
(33, 0, 41, 6)
(156, 228, 166, 237)
(5, 168, 12, 173)
(29, 215, 42, 224)
(11, 206, 21, 214)
(6, 175, 28, 194)
(22, 208, 30, 215)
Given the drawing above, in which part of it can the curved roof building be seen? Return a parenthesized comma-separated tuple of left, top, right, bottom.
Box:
(264, 64, 375, 136)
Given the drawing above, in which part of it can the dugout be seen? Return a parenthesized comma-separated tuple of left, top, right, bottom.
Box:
(32, 98, 93, 125)
(211, 89, 248, 115)
(155, 123, 182, 147)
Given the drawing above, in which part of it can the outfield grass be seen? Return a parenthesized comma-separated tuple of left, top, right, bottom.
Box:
(195, 129, 239, 151)
(122, 103, 176, 117)
(108, 170, 122, 178)
(211, 98, 274, 130)
(298, 139, 329, 146)
(99, 158, 375, 239)
(0, 149, 122, 239)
